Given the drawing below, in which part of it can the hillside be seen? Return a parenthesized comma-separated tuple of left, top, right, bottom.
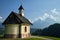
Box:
(32, 23, 60, 38)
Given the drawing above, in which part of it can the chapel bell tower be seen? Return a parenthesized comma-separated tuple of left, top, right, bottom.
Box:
(18, 5, 24, 16)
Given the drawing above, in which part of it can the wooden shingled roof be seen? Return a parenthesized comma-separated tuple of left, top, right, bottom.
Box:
(2, 11, 32, 25)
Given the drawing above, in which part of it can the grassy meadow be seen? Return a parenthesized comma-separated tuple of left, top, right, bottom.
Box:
(0, 35, 60, 40)
(0, 38, 44, 40)
(42, 36, 60, 40)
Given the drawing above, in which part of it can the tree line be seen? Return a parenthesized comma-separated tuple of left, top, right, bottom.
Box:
(32, 23, 60, 38)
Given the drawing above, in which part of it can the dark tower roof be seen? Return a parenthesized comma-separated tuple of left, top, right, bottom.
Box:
(18, 5, 24, 10)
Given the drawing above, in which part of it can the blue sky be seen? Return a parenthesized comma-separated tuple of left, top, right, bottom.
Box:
(0, 0, 60, 23)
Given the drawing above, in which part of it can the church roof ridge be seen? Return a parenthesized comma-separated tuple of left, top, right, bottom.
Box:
(2, 11, 32, 25)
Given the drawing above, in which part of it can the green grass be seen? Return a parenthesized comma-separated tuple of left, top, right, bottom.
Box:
(0, 35, 44, 40)
(0, 38, 44, 40)
(41, 36, 60, 40)
(0, 35, 60, 40)
(22, 38, 44, 40)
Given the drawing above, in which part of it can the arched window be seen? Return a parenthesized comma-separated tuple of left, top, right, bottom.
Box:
(25, 27, 27, 32)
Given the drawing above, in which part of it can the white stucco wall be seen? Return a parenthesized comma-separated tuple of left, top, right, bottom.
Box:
(4, 23, 30, 38)
(5, 24, 19, 34)
(21, 23, 30, 38)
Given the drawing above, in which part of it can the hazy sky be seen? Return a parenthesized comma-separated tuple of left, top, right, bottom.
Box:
(0, 0, 60, 23)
